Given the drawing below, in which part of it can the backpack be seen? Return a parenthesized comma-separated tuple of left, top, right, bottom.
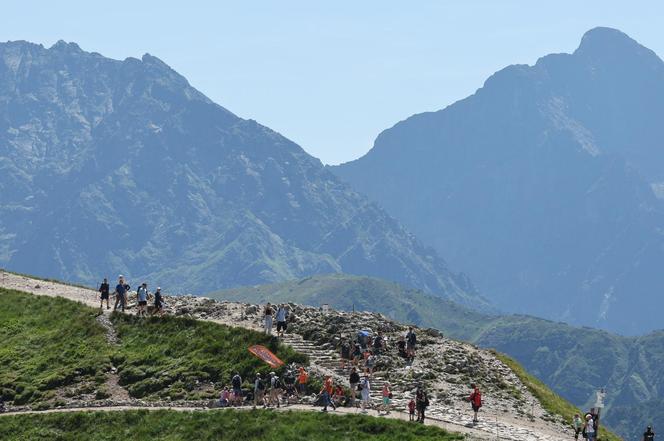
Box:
(257, 379, 265, 390)
(232, 375, 241, 388)
(471, 391, 482, 407)
(274, 378, 283, 389)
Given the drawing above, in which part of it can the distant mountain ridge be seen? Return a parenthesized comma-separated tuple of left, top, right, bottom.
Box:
(0, 39, 481, 306)
(333, 27, 664, 335)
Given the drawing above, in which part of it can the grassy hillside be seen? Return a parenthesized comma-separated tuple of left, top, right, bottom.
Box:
(211, 273, 659, 440)
(0, 289, 113, 406)
(0, 409, 463, 441)
(0, 288, 303, 407)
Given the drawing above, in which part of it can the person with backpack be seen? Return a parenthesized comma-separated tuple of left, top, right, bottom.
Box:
(352, 343, 362, 367)
(360, 373, 371, 413)
(113, 275, 128, 312)
(153, 287, 164, 316)
(365, 353, 376, 376)
(253, 373, 266, 409)
(469, 384, 482, 423)
(643, 426, 656, 441)
(320, 375, 336, 412)
(136, 282, 149, 317)
(583, 413, 597, 441)
(98, 278, 110, 311)
(275, 304, 288, 338)
(406, 327, 417, 359)
(340, 340, 351, 369)
(263, 303, 274, 335)
(231, 373, 243, 406)
(416, 387, 429, 423)
(269, 372, 282, 408)
(349, 367, 360, 407)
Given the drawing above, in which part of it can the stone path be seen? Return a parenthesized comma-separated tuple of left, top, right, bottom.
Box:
(0, 271, 573, 441)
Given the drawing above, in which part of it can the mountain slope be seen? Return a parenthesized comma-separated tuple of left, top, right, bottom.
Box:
(0, 40, 479, 305)
(211, 274, 664, 440)
(333, 27, 664, 335)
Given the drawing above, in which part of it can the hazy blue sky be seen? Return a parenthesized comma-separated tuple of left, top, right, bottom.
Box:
(2, 1, 663, 164)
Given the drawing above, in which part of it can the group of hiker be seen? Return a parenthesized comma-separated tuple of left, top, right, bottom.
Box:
(261, 302, 289, 337)
(97, 275, 164, 316)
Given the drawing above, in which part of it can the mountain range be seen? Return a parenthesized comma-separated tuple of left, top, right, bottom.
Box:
(0, 39, 479, 306)
(333, 27, 664, 335)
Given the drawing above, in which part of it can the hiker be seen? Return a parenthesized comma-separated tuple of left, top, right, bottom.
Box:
(469, 384, 482, 423)
(98, 278, 110, 311)
(263, 303, 274, 335)
(320, 375, 336, 412)
(137, 282, 149, 317)
(153, 287, 164, 316)
(572, 413, 584, 440)
(113, 275, 128, 312)
(352, 343, 362, 367)
(340, 340, 351, 369)
(397, 335, 407, 358)
(365, 353, 376, 376)
(408, 398, 416, 421)
(373, 332, 384, 356)
(416, 387, 429, 423)
(283, 370, 297, 404)
(231, 372, 243, 406)
(269, 372, 282, 408)
(275, 304, 288, 337)
(219, 387, 230, 407)
(380, 382, 391, 414)
(583, 413, 597, 441)
(643, 426, 656, 441)
(406, 327, 417, 359)
(253, 373, 266, 409)
(360, 373, 371, 413)
(349, 367, 360, 406)
(297, 366, 308, 396)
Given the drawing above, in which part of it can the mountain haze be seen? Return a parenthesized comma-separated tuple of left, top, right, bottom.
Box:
(334, 27, 664, 335)
(0, 40, 480, 305)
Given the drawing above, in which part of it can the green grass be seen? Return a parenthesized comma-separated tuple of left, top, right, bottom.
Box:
(494, 352, 622, 441)
(0, 409, 464, 441)
(0, 288, 112, 405)
(111, 314, 306, 400)
(0, 289, 306, 406)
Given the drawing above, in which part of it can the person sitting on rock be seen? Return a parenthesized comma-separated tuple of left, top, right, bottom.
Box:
(469, 384, 482, 423)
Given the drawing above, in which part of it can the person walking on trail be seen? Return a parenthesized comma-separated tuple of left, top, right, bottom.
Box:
(408, 398, 416, 421)
(360, 373, 371, 413)
(583, 413, 597, 441)
(572, 413, 584, 440)
(340, 340, 351, 369)
(373, 332, 384, 356)
(269, 372, 282, 408)
(380, 382, 391, 415)
(137, 282, 149, 317)
(469, 384, 482, 423)
(349, 367, 360, 407)
(231, 373, 243, 406)
(416, 387, 429, 423)
(263, 303, 274, 335)
(352, 343, 362, 367)
(98, 278, 110, 311)
(297, 367, 308, 397)
(253, 373, 266, 409)
(320, 375, 336, 412)
(643, 426, 656, 441)
(113, 275, 128, 312)
(275, 304, 288, 338)
(406, 327, 417, 359)
(153, 287, 164, 316)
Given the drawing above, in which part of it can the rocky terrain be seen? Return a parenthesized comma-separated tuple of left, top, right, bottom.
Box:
(0, 271, 578, 441)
